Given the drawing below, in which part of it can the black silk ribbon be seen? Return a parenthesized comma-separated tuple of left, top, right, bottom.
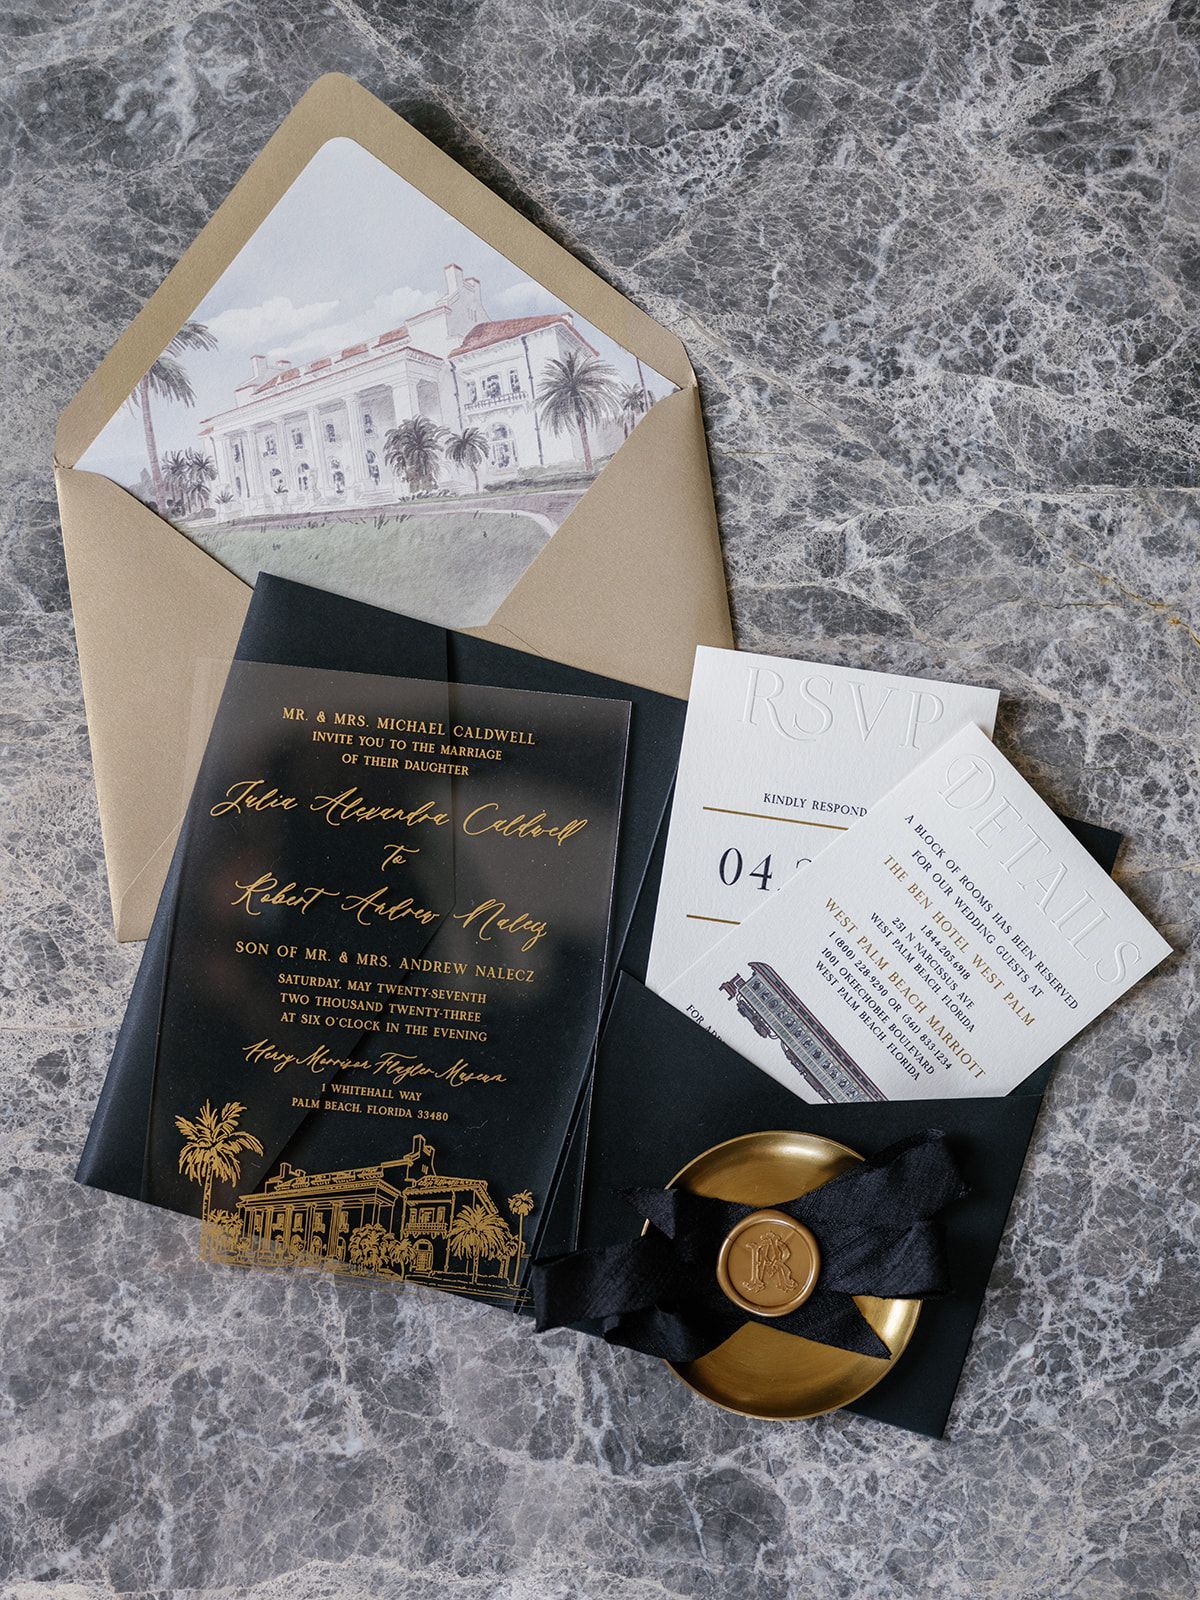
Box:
(532, 1130, 967, 1362)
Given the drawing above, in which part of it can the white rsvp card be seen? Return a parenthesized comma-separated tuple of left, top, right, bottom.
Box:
(646, 647, 1000, 992)
(663, 723, 1170, 1102)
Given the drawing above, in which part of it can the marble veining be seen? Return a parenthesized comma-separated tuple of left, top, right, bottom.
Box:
(1, 3, 1198, 1597)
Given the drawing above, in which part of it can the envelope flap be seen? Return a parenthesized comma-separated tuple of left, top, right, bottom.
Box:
(56, 466, 250, 937)
(472, 385, 730, 696)
(55, 71, 732, 942)
(56, 73, 692, 468)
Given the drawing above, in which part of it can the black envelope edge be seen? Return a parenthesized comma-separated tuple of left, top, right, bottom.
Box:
(574, 818, 1123, 1440)
(75, 575, 687, 1283)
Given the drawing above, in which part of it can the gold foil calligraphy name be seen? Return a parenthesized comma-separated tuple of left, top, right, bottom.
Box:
(211, 779, 298, 817)
(338, 887, 442, 928)
(212, 780, 588, 848)
(452, 899, 548, 953)
(461, 804, 588, 846)
(230, 870, 441, 929)
(242, 1037, 507, 1088)
(311, 789, 450, 830)
(232, 875, 336, 916)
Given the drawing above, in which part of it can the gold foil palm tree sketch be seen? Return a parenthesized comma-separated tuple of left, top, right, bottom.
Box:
(175, 1100, 264, 1220)
(203, 1209, 245, 1261)
(507, 1191, 535, 1275)
(447, 1201, 514, 1284)
(348, 1221, 395, 1274)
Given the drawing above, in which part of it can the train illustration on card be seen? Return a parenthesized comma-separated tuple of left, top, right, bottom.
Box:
(720, 963, 885, 1104)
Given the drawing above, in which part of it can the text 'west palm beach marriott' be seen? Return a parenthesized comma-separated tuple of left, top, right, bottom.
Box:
(199, 264, 638, 515)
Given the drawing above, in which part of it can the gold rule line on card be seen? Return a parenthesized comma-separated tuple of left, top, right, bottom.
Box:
(701, 806, 851, 831)
(687, 913, 742, 925)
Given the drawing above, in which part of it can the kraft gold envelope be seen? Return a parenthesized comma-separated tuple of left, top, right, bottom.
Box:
(54, 73, 731, 943)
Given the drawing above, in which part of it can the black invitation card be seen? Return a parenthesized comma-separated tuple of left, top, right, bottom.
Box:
(143, 657, 629, 1304)
(77, 578, 686, 1282)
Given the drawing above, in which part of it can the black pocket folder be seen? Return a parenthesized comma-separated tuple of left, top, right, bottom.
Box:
(577, 975, 1049, 1437)
(585, 816, 1121, 1439)
(77, 575, 1120, 1438)
(77, 575, 686, 1242)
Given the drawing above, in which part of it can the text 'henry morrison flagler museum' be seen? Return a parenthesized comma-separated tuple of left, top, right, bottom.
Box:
(198, 264, 632, 516)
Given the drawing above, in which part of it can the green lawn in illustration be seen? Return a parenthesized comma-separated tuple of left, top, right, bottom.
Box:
(182, 504, 555, 627)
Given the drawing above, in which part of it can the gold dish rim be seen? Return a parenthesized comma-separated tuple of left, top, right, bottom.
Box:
(655, 1129, 921, 1422)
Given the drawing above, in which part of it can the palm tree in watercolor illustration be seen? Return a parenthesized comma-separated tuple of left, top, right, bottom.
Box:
(535, 350, 620, 473)
(507, 1191, 535, 1282)
(163, 446, 217, 515)
(182, 446, 217, 512)
(616, 382, 648, 438)
(175, 1099, 263, 1222)
(129, 321, 218, 515)
(443, 425, 490, 493)
(162, 451, 189, 513)
(162, 451, 188, 514)
(383, 415, 445, 494)
(447, 1202, 514, 1284)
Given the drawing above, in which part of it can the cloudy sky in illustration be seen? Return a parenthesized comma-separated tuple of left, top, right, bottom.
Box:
(79, 136, 672, 487)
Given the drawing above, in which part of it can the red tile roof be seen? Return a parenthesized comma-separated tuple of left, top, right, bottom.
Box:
(230, 310, 597, 411)
(449, 313, 597, 359)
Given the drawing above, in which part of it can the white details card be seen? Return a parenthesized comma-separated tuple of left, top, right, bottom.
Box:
(646, 647, 1000, 992)
(663, 724, 1170, 1102)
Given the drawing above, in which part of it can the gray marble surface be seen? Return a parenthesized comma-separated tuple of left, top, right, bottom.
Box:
(2, 3, 1198, 1597)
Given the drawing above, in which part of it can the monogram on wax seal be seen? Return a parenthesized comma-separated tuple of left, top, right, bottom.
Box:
(715, 1207, 821, 1318)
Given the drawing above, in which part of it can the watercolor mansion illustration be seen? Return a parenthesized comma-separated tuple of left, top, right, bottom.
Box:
(139, 263, 657, 525)
(179, 1103, 535, 1300)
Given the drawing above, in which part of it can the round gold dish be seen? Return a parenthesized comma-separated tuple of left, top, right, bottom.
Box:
(663, 1130, 920, 1421)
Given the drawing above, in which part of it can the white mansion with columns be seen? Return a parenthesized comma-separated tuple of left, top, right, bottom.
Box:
(198, 263, 631, 517)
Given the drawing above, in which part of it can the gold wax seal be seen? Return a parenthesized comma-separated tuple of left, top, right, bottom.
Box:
(716, 1208, 820, 1317)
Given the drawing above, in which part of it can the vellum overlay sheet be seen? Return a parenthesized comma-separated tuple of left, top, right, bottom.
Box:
(665, 725, 1169, 1103)
(145, 659, 629, 1301)
(76, 136, 674, 629)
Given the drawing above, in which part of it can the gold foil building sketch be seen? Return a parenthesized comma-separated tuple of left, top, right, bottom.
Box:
(193, 1124, 531, 1301)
